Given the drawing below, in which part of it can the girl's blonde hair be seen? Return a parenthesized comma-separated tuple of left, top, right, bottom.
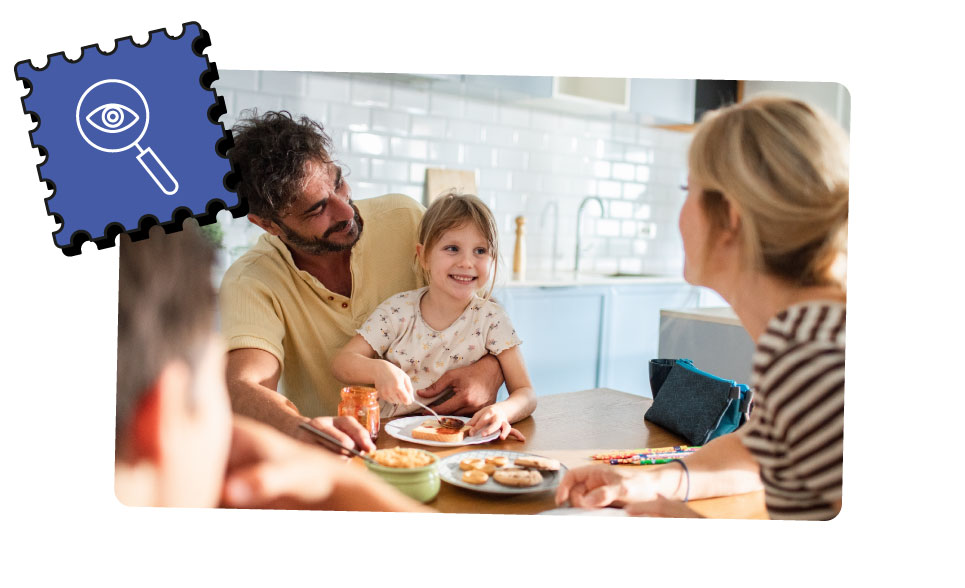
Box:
(689, 96, 849, 289)
(417, 192, 500, 299)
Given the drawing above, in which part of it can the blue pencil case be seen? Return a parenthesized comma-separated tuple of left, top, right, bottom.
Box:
(644, 358, 754, 446)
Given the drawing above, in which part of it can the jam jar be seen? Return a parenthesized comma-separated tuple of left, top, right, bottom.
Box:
(337, 386, 380, 441)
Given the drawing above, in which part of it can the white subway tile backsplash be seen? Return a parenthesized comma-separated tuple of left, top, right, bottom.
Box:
(511, 171, 542, 193)
(389, 184, 424, 202)
(410, 115, 447, 138)
(515, 129, 547, 150)
(372, 110, 410, 134)
(598, 180, 622, 198)
(430, 94, 465, 117)
(390, 137, 428, 160)
(531, 111, 560, 131)
(597, 219, 621, 237)
(281, 97, 328, 122)
(307, 74, 351, 103)
(482, 125, 516, 148)
(214, 70, 258, 92)
(623, 183, 647, 200)
(612, 162, 636, 181)
(447, 120, 483, 142)
(233, 90, 283, 115)
(612, 122, 637, 142)
(354, 182, 390, 199)
(464, 99, 499, 123)
(464, 145, 496, 168)
(427, 141, 463, 164)
(338, 155, 369, 180)
(392, 87, 429, 113)
(330, 103, 371, 131)
(499, 105, 530, 127)
(409, 162, 429, 184)
(593, 161, 611, 179)
(371, 159, 410, 182)
(495, 148, 527, 171)
(609, 200, 634, 219)
(351, 79, 391, 107)
(222, 72, 694, 278)
(260, 71, 306, 96)
(351, 133, 387, 156)
(479, 169, 512, 191)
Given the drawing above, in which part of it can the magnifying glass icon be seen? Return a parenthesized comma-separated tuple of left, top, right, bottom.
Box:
(76, 79, 179, 195)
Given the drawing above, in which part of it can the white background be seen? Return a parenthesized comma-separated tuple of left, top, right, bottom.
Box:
(1, 1, 961, 585)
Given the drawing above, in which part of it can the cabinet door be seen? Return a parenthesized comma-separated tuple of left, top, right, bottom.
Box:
(601, 283, 701, 397)
(496, 287, 605, 397)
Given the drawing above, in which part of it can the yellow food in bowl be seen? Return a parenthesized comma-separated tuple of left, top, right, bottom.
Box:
(372, 447, 435, 468)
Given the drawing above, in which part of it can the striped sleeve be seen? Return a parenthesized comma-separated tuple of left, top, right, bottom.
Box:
(740, 302, 845, 521)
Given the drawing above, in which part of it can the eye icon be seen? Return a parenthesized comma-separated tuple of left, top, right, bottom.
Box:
(85, 103, 139, 134)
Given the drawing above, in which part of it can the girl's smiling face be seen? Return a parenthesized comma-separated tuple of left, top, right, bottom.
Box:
(419, 222, 493, 303)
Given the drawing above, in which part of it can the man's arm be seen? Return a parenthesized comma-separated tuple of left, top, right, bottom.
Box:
(415, 353, 505, 416)
(226, 348, 374, 451)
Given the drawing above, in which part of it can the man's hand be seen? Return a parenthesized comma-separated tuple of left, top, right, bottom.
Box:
(222, 417, 338, 509)
(290, 414, 376, 453)
(416, 354, 503, 416)
(624, 496, 703, 518)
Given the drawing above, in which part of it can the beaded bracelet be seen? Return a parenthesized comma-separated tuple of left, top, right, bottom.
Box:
(672, 459, 690, 502)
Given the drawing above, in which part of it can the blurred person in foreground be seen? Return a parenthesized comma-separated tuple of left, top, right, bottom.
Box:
(114, 223, 429, 512)
(557, 96, 848, 520)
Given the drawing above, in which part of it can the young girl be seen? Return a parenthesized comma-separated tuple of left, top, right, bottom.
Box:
(332, 193, 536, 440)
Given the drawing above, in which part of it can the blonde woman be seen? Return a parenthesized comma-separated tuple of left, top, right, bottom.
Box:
(556, 97, 848, 520)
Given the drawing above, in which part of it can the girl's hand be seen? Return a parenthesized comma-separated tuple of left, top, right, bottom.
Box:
(467, 404, 525, 441)
(373, 361, 414, 406)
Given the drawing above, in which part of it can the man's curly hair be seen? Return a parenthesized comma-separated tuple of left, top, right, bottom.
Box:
(229, 110, 335, 220)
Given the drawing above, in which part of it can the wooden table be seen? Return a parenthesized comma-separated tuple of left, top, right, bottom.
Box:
(374, 388, 767, 518)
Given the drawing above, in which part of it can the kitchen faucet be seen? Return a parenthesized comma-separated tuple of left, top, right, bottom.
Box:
(574, 195, 605, 274)
(540, 200, 560, 275)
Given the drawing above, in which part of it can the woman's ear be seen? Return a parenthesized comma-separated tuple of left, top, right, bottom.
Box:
(718, 195, 743, 246)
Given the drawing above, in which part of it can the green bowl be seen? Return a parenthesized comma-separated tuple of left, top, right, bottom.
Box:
(365, 450, 440, 503)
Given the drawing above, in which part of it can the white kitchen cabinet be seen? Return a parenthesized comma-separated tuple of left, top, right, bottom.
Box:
(494, 281, 705, 398)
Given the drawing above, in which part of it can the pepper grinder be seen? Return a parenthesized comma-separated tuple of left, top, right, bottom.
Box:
(513, 215, 526, 281)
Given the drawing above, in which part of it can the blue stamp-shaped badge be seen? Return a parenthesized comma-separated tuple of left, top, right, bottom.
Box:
(14, 22, 244, 255)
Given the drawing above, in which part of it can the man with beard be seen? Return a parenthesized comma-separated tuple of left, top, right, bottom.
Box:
(220, 111, 503, 449)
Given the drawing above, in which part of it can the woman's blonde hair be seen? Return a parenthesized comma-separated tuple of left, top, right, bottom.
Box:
(689, 96, 849, 288)
(417, 192, 500, 299)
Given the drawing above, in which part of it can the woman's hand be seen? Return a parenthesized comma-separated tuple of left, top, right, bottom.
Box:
(624, 496, 703, 518)
(373, 360, 414, 406)
(466, 403, 525, 441)
(555, 464, 662, 508)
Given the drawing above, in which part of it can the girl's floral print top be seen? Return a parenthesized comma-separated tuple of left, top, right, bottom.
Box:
(356, 287, 522, 418)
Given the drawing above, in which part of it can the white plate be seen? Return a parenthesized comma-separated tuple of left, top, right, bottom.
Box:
(383, 415, 499, 447)
(437, 449, 568, 495)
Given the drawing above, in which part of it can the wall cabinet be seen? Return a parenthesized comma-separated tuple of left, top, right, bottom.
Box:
(494, 282, 705, 398)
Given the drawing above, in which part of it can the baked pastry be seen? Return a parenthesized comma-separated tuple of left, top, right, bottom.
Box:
(492, 468, 543, 487)
(485, 456, 508, 467)
(412, 419, 470, 443)
(513, 456, 561, 471)
(462, 470, 489, 485)
(459, 458, 485, 471)
(479, 462, 498, 475)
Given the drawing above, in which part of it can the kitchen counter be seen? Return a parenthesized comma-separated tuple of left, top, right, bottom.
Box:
(497, 272, 686, 288)
(660, 305, 742, 326)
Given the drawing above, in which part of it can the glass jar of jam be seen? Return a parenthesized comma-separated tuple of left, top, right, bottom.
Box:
(337, 386, 380, 441)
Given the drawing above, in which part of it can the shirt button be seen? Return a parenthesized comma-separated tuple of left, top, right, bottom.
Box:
(341, 302, 348, 308)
